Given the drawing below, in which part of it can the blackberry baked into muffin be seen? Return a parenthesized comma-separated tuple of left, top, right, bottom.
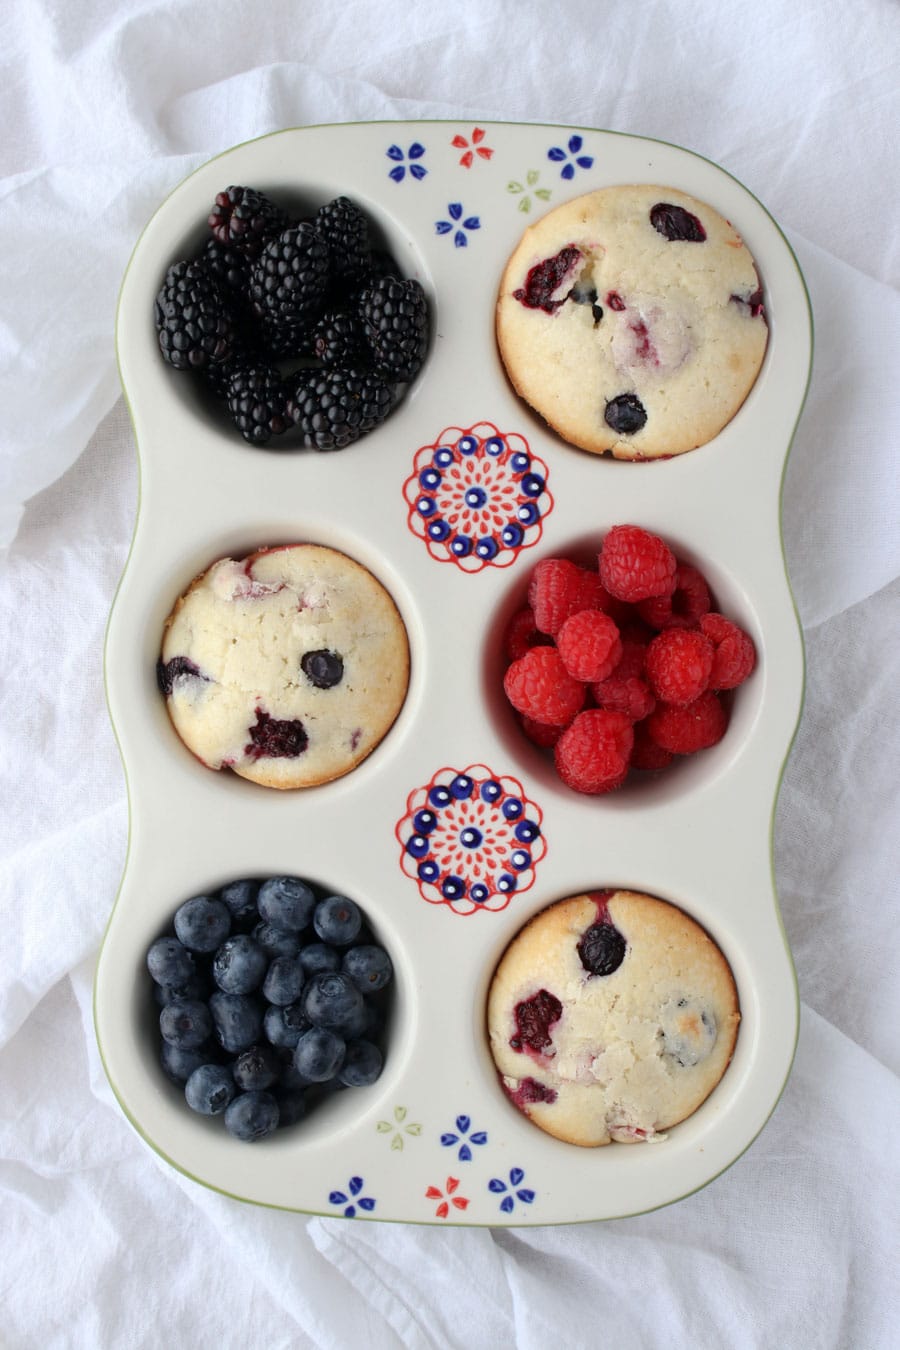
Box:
(487, 890, 740, 1144)
(496, 185, 767, 458)
(158, 543, 409, 787)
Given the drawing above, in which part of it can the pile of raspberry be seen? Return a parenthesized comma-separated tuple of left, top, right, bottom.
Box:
(502, 525, 756, 794)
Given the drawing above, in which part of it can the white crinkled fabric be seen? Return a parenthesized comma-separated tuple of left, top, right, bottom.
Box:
(1, 1, 898, 1346)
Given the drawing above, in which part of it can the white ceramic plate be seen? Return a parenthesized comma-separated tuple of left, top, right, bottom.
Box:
(98, 121, 811, 1224)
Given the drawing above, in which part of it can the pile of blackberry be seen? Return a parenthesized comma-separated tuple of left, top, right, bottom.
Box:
(147, 875, 393, 1142)
(153, 186, 429, 449)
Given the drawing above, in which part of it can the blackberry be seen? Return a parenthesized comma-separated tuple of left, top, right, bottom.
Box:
(311, 309, 369, 368)
(289, 367, 393, 451)
(315, 196, 371, 285)
(359, 276, 428, 382)
(249, 223, 331, 326)
(225, 361, 293, 445)
(154, 260, 236, 372)
(208, 186, 290, 256)
(255, 311, 315, 361)
(203, 347, 256, 401)
(202, 237, 250, 295)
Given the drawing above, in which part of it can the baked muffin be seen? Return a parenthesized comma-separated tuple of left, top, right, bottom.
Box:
(158, 543, 409, 788)
(496, 185, 767, 458)
(487, 889, 740, 1144)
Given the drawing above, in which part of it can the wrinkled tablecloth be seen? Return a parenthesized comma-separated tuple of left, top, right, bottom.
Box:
(2, 1, 898, 1346)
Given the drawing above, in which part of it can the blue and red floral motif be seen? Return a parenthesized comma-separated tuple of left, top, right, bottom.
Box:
(396, 764, 546, 915)
(403, 422, 553, 573)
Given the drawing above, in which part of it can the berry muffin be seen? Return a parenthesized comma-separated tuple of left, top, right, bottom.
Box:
(496, 185, 768, 458)
(487, 890, 740, 1144)
(158, 544, 409, 788)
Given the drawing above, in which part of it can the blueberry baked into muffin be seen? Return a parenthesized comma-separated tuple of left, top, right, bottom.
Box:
(496, 185, 767, 458)
(158, 543, 409, 787)
(487, 890, 740, 1144)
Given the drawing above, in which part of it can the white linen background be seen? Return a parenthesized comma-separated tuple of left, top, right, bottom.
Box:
(2, 0, 898, 1345)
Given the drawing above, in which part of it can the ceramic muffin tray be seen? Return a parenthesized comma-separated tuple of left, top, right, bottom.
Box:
(97, 122, 812, 1224)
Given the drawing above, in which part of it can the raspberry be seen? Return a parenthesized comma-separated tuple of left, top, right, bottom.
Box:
(528, 558, 610, 636)
(645, 629, 714, 706)
(554, 710, 634, 794)
(504, 647, 586, 726)
(592, 673, 655, 721)
(556, 610, 622, 682)
(647, 691, 727, 754)
(598, 525, 677, 603)
(700, 613, 757, 690)
(519, 715, 564, 749)
(591, 636, 654, 724)
(630, 722, 675, 771)
(637, 563, 711, 630)
(503, 607, 550, 663)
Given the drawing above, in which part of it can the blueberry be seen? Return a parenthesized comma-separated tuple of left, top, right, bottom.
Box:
(173, 895, 231, 953)
(577, 921, 626, 977)
(649, 202, 707, 242)
(293, 1027, 346, 1082)
(219, 877, 260, 930)
(338, 1039, 383, 1087)
(342, 944, 393, 994)
(233, 1044, 281, 1091)
(159, 999, 213, 1050)
(328, 999, 370, 1039)
(209, 991, 264, 1053)
(264, 1001, 310, 1049)
(212, 935, 267, 994)
(302, 971, 364, 1030)
(146, 936, 195, 988)
(273, 1087, 307, 1127)
(301, 649, 344, 689)
(257, 876, 316, 932)
(252, 921, 302, 959)
(223, 1090, 280, 1142)
(298, 942, 341, 977)
(160, 1040, 208, 1084)
(153, 970, 210, 1008)
(185, 1063, 236, 1115)
(313, 895, 362, 946)
(604, 393, 647, 435)
(659, 997, 718, 1067)
(277, 1056, 312, 1094)
(262, 955, 305, 1006)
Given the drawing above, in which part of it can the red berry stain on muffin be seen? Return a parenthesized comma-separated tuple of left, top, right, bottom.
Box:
(504, 1076, 558, 1108)
(513, 247, 582, 314)
(630, 318, 658, 365)
(245, 708, 309, 759)
(510, 988, 563, 1055)
(730, 286, 765, 319)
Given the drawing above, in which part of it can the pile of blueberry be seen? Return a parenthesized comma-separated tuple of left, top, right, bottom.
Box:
(147, 875, 392, 1142)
